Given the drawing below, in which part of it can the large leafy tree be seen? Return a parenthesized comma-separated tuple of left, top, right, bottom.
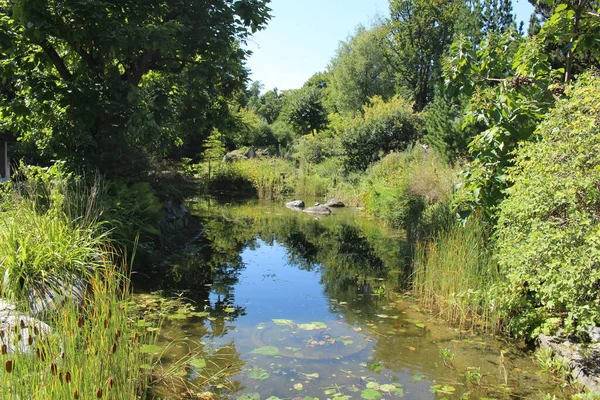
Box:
(386, 0, 465, 112)
(328, 25, 395, 116)
(0, 0, 271, 175)
(281, 87, 328, 136)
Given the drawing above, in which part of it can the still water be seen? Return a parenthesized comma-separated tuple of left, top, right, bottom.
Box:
(144, 199, 567, 399)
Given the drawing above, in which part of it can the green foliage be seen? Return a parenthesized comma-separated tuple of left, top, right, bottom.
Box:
(0, 164, 107, 300)
(359, 146, 457, 229)
(493, 74, 600, 338)
(328, 25, 395, 115)
(281, 87, 329, 136)
(387, 0, 465, 111)
(0, 0, 271, 175)
(444, 30, 558, 218)
(293, 132, 343, 165)
(0, 262, 156, 399)
(422, 95, 477, 162)
(341, 96, 421, 172)
(413, 215, 501, 331)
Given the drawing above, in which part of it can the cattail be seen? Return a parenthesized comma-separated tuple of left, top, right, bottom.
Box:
(65, 371, 71, 383)
(114, 330, 121, 340)
(0, 330, 4, 338)
(28, 335, 33, 345)
(107, 377, 114, 388)
(17, 334, 21, 341)
(60, 351, 65, 359)
(19, 319, 25, 329)
(59, 372, 63, 382)
(77, 317, 84, 328)
(1, 344, 7, 355)
(50, 363, 57, 375)
(104, 319, 108, 329)
(34, 325, 39, 335)
(4, 360, 13, 373)
(38, 347, 47, 361)
(96, 388, 103, 398)
(73, 389, 79, 399)
(110, 343, 117, 354)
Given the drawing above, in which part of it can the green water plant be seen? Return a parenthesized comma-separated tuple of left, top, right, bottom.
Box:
(413, 215, 502, 331)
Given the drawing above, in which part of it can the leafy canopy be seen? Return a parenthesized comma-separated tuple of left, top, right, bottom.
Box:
(0, 0, 271, 174)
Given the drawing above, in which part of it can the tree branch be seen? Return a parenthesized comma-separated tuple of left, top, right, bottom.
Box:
(41, 40, 72, 81)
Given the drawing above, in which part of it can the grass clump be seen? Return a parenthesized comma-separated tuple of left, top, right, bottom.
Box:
(0, 262, 156, 399)
(412, 216, 502, 331)
(0, 163, 159, 398)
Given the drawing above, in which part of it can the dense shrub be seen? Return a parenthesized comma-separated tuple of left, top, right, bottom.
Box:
(359, 147, 457, 230)
(341, 96, 421, 172)
(494, 74, 600, 338)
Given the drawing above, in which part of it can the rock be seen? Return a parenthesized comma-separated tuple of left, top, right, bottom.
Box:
(0, 314, 52, 354)
(325, 198, 345, 208)
(26, 272, 90, 316)
(303, 205, 332, 215)
(588, 326, 600, 343)
(158, 198, 191, 236)
(286, 200, 305, 209)
(538, 334, 600, 394)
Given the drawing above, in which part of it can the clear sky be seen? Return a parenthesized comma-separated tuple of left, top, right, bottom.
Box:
(244, 0, 535, 93)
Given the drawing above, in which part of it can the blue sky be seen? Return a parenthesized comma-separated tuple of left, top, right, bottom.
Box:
(245, 0, 535, 93)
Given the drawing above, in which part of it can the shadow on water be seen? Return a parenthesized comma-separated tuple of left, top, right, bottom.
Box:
(142, 197, 572, 399)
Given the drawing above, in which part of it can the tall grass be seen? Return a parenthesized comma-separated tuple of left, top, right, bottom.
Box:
(0, 164, 158, 398)
(412, 216, 503, 332)
(0, 262, 156, 399)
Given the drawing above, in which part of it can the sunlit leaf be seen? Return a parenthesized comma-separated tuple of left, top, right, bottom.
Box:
(250, 346, 279, 356)
(297, 322, 327, 330)
(272, 319, 294, 326)
(247, 367, 270, 380)
(139, 344, 162, 354)
(361, 388, 382, 399)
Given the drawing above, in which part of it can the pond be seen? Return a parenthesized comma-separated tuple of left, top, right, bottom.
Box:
(141, 199, 568, 399)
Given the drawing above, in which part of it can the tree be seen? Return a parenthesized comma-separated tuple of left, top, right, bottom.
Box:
(494, 73, 600, 338)
(328, 25, 395, 116)
(341, 96, 421, 172)
(387, 0, 465, 111)
(480, 0, 516, 34)
(281, 88, 328, 136)
(0, 0, 271, 175)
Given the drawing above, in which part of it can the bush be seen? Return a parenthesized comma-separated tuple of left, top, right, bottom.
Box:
(341, 96, 421, 172)
(359, 147, 457, 229)
(494, 73, 600, 338)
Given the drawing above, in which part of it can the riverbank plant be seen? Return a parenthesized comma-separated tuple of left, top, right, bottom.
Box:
(0, 260, 156, 399)
(412, 216, 502, 331)
(0, 164, 159, 398)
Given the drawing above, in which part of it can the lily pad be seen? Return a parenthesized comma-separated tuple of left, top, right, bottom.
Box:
(140, 344, 163, 354)
(361, 388, 382, 399)
(379, 384, 396, 392)
(247, 367, 270, 380)
(250, 346, 279, 356)
(366, 382, 380, 390)
(224, 307, 236, 313)
(297, 321, 327, 330)
(188, 357, 206, 370)
(238, 393, 260, 400)
(272, 319, 294, 326)
(293, 383, 304, 390)
(415, 323, 425, 328)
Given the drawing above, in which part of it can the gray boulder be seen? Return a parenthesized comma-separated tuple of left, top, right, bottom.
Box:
(286, 200, 305, 209)
(0, 299, 52, 355)
(303, 205, 332, 215)
(325, 198, 345, 208)
(25, 271, 90, 316)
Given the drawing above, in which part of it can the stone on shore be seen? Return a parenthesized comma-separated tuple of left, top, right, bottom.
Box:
(286, 200, 305, 209)
(303, 205, 332, 215)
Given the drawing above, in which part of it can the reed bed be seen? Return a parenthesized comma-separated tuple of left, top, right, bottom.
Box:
(412, 216, 503, 332)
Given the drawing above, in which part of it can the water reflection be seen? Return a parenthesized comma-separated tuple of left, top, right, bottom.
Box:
(145, 199, 567, 399)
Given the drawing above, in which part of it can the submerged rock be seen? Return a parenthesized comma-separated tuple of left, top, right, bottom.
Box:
(303, 205, 332, 215)
(159, 198, 191, 236)
(286, 200, 305, 209)
(325, 198, 345, 208)
(538, 334, 600, 394)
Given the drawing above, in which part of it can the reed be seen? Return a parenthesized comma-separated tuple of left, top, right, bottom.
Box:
(412, 216, 503, 332)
